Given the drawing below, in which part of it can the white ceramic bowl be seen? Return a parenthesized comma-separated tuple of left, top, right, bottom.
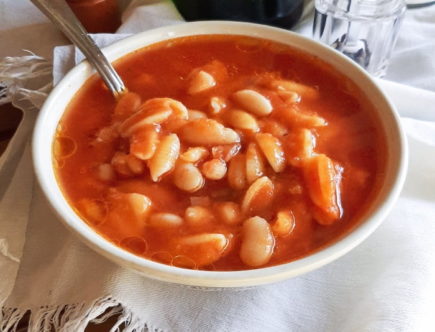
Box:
(33, 21, 407, 288)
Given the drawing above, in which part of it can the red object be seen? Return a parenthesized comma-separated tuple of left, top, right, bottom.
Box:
(66, 0, 121, 33)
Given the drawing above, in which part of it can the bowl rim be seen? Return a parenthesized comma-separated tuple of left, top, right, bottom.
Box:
(32, 21, 408, 287)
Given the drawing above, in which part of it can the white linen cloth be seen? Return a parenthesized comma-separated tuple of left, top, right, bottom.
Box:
(1, 1, 435, 331)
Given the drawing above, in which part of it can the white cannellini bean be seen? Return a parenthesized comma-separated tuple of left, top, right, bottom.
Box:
(177, 233, 229, 267)
(269, 79, 319, 99)
(272, 211, 295, 237)
(288, 184, 303, 195)
(180, 147, 209, 163)
(227, 154, 247, 190)
(105, 191, 151, 236)
(256, 133, 286, 173)
(111, 152, 132, 176)
(148, 134, 180, 182)
(113, 92, 141, 121)
(111, 152, 145, 177)
(126, 154, 146, 175)
(214, 201, 241, 225)
(245, 142, 265, 184)
(201, 158, 227, 180)
(179, 119, 240, 145)
(226, 109, 260, 132)
(281, 106, 327, 128)
(107, 191, 152, 229)
(185, 206, 215, 226)
(79, 198, 107, 224)
(240, 216, 275, 267)
(148, 213, 183, 228)
(232, 89, 273, 116)
(188, 109, 207, 119)
(95, 125, 118, 143)
(285, 128, 316, 167)
(298, 129, 316, 160)
(209, 96, 226, 114)
(125, 193, 153, 221)
(241, 176, 274, 215)
(259, 119, 288, 137)
(277, 90, 301, 104)
(188, 70, 216, 94)
(97, 163, 115, 182)
(173, 162, 205, 193)
(179, 233, 227, 248)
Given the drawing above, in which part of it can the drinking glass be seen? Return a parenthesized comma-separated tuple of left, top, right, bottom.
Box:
(313, 0, 406, 77)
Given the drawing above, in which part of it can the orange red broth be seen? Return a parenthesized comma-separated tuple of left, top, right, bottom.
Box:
(54, 35, 385, 271)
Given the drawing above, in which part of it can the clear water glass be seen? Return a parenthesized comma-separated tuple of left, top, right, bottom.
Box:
(313, 0, 406, 77)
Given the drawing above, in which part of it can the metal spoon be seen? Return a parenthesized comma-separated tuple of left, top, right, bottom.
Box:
(30, 0, 127, 98)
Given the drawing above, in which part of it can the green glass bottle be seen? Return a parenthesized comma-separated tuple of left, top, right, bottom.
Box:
(172, 0, 304, 30)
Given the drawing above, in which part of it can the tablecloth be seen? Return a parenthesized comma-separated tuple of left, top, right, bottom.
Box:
(1, 1, 435, 331)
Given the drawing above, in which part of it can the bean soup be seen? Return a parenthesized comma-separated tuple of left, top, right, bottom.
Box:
(54, 35, 385, 270)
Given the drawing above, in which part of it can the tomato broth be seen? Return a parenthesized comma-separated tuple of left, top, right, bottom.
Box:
(54, 35, 385, 271)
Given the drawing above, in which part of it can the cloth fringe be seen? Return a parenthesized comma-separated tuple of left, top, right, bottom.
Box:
(0, 239, 20, 264)
(0, 51, 164, 332)
(0, 51, 52, 109)
(1, 297, 164, 332)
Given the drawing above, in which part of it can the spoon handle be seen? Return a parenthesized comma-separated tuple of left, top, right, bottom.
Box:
(31, 0, 127, 98)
